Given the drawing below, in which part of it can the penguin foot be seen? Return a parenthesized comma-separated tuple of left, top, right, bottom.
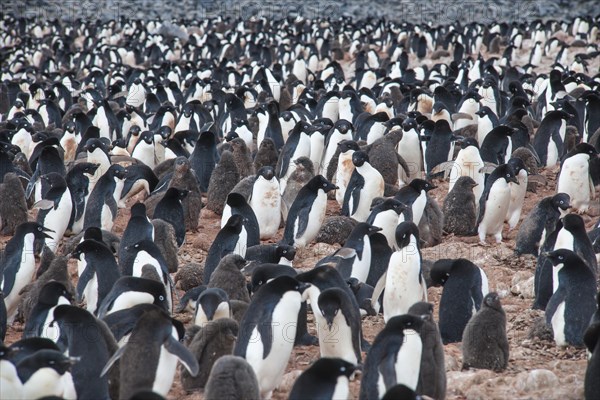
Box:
(294, 333, 318, 346)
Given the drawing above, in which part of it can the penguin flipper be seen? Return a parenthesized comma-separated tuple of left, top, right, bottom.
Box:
(371, 271, 387, 309)
(478, 162, 498, 174)
(295, 206, 311, 239)
(33, 199, 54, 210)
(165, 335, 200, 376)
(583, 322, 600, 353)
(430, 161, 455, 176)
(76, 264, 95, 302)
(544, 286, 566, 326)
(396, 153, 411, 178)
(100, 342, 127, 377)
(379, 351, 399, 389)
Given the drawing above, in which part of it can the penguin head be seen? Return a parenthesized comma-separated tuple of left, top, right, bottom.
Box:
(129, 125, 142, 137)
(17, 222, 54, 240)
(256, 166, 275, 181)
(459, 137, 479, 150)
(394, 221, 420, 250)
(222, 253, 248, 271)
(402, 118, 418, 132)
(454, 176, 478, 191)
(276, 245, 296, 261)
(385, 314, 425, 334)
(497, 164, 518, 184)
(337, 139, 360, 154)
(270, 275, 311, 297)
(429, 259, 455, 286)
(158, 126, 172, 140)
(569, 142, 598, 158)
(38, 282, 73, 306)
(317, 288, 344, 329)
(334, 119, 353, 134)
(378, 198, 408, 215)
(551, 193, 571, 211)
(84, 138, 109, 154)
(308, 175, 337, 193)
(475, 106, 494, 118)
(165, 187, 189, 201)
(408, 178, 436, 193)
(408, 301, 434, 322)
(83, 226, 103, 242)
(64, 121, 76, 134)
(507, 157, 527, 175)
(197, 288, 230, 321)
(482, 292, 503, 312)
(561, 213, 585, 233)
(293, 156, 315, 173)
(224, 214, 244, 233)
(19, 349, 79, 376)
(174, 156, 190, 172)
(107, 164, 128, 180)
(41, 172, 67, 189)
(308, 358, 357, 380)
(351, 150, 369, 167)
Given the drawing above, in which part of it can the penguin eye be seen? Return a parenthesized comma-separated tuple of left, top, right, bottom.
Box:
(49, 360, 55, 365)
(558, 255, 564, 260)
(159, 295, 165, 301)
(559, 201, 563, 204)
(506, 174, 510, 178)
(403, 234, 407, 239)
(341, 366, 346, 372)
(38, 227, 42, 231)
(322, 183, 327, 187)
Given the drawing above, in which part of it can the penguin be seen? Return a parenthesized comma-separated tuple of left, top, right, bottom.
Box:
(544, 249, 598, 347)
(288, 358, 357, 400)
(276, 120, 312, 191)
(65, 162, 100, 235)
(249, 166, 281, 240)
(316, 287, 363, 365)
(244, 243, 296, 266)
(0, 172, 28, 236)
(424, 120, 455, 177)
(281, 157, 315, 221)
(282, 175, 337, 247)
(203, 355, 260, 400)
(253, 138, 278, 171)
(584, 295, 600, 400)
(342, 151, 385, 222)
(479, 125, 514, 165)
(153, 187, 188, 246)
(443, 176, 479, 236)
(204, 215, 248, 283)
(436, 137, 484, 205)
(554, 214, 598, 275)
(331, 139, 361, 205)
(23, 281, 72, 340)
(206, 150, 240, 215)
(359, 314, 425, 400)
(131, 131, 156, 169)
(0, 345, 22, 399)
(119, 202, 154, 263)
(207, 254, 250, 303)
(394, 179, 436, 226)
(181, 318, 239, 391)
(193, 288, 231, 327)
(71, 238, 121, 315)
(505, 157, 528, 230)
(408, 302, 446, 400)
(533, 110, 571, 167)
(233, 275, 309, 399)
(119, 164, 159, 207)
(83, 164, 128, 231)
(430, 258, 489, 344)
(220, 192, 260, 246)
(83, 138, 112, 181)
(35, 172, 74, 252)
(462, 292, 509, 371)
(367, 198, 411, 249)
(50, 305, 119, 400)
(101, 307, 199, 399)
(557, 143, 597, 214)
(474, 106, 499, 146)
(515, 193, 571, 256)
(322, 119, 354, 177)
(373, 222, 428, 323)
(477, 164, 518, 244)
(96, 276, 169, 318)
(15, 349, 78, 400)
(189, 130, 218, 192)
(1, 222, 53, 323)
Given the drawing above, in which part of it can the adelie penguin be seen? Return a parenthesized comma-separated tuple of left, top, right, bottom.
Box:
(359, 314, 425, 400)
(1, 222, 53, 323)
(34, 172, 74, 252)
(96, 275, 169, 318)
(83, 164, 128, 232)
(153, 187, 188, 246)
(220, 192, 260, 248)
(118, 202, 154, 263)
(207, 254, 251, 303)
(193, 288, 231, 327)
(23, 281, 72, 340)
(443, 176, 479, 236)
(544, 249, 597, 347)
(342, 150, 385, 222)
(462, 292, 509, 371)
(367, 198, 411, 249)
(203, 355, 260, 400)
(394, 179, 436, 226)
(282, 175, 337, 247)
(505, 157, 528, 230)
(289, 358, 357, 400)
(430, 258, 489, 344)
(533, 110, 571, 167)
(372, 222, 428, 322)
(332, 139, 360, 205)
(233, 276, 309, 399)
(101, 307, 199, 399)
(206, 150, 240, 215)
(204, 215, 248, 283)
(557, 143, 598, 214)
(13, 348, 78, 399)
(0, 172, 28, 236)
(281, 156, 315, 221)
(477, 164, 518, 244)
(331, 222, 382, 283)
(249, 166, 282, 240)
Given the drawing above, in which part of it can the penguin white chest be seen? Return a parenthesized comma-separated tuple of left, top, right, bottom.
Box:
(109, 291, 155, 315)
(373, 210, 399, 249)
(0, 360, 23, 400)
(350, 165, 384, 222)
(479, 180, 511, 241)
(395, 329, 423, 389)
(411, 191, 427, 226)
(557, 154, 591, 213)
(383, 246, 424, 322)
(294, 190, 327, 247)
(331, 376, 350, 400)
(316, 312, 357, 365)
(335, 153, 355, 205)
(153, 330, 180, 396)
(350, 238, 371, 283)
(506, 170, 528, 229)
(43, 188, 73, 252)
(251, 179, 281, 240)
(449, 147, 483, 192)
(397, 130, 422, 180)
(22, 368, 64, 399)
(4, 234, 36, 320)
(551, 301, 567, 347)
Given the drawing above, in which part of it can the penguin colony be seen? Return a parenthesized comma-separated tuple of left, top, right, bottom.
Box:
(0, 11, 599, 400)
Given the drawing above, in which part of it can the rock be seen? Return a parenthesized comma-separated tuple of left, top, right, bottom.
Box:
(511, 275, 535, 299)
(514, 369, 558, 392)
(277, 370, 303, 393)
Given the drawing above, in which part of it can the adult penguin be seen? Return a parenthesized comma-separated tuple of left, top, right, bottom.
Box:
(288, 358, 357, 400)
(220, 192, 260, 247)
(249, 166, 281, 240)
(101, 307, 198, 399)
(22, 281, 72, 340)
(118, 202, 154, 263)
(83, 164, 128, 232)
(233, 276, 309, 399)
(425, 119, 455, 178)
(275, 120, 312, 192)
(373, 222, 427, 322)
(359, 314, 425, 400)
(430, 258, 489, 344)
(1, 222, 53, 323)
(153, 187, 188, 247)
(394, 179, 436, 226)
(34, 172, 74, 252)
(557, 143, 597, 214)
(584, 294, 600, 400)
(367, 198, 410, 249)
(342, 151, 385, 222)
(332, 222, 382, 283)
(479, 125, 514, 165)
(332, 139, 361, 205)
(533, 110, 571, 167)
(545, 249, 598, 347)
(322, 119, 354, 177)
(477, 164, 518, 244)
(189, 130, 218, 192)
(505, 157, 528, 230)
(203, 215, 247, 282)
(282, 175, 337, 247)
(65, 162, 100, 235)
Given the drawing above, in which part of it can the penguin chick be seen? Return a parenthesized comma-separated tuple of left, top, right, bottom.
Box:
(282, 157, 315, 221)
(207, 254, 250, 303)
(229, 137, 255, 179)
(151, 219, 179, 273)
(0, 172, 28, 236)
(443, 176, 478, 236)
(288, 357, 357, 400)
(206, 150, 240, 215)
(253, 138, 278, 171)
(462, 292, 509, 371)
(203, 355, 259, 400)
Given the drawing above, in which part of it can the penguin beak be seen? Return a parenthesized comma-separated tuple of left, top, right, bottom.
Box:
(369, 226, 383, 234)
(509, 176, 519, 184)
(297, 282, 311, 294)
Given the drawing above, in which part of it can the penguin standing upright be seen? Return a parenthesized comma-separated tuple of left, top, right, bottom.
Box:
(276, 121, 312, 192)
(367, 198, 410, 249)
(461, 292, 509, 371)
(193, 288, 231, 327)
(207, 254, 251, 304)
(66, 162, 100, 235)
(282, 157, 315, 221)
(359, 315, 425, 400)
(333, 223, 382, 283)
(1, 223, 53, 323)
(288, 358, 357, 400)
(206, 151, 240, 215)
(131, 131, 156, 169)
(23, 281, 72, 339)
(425, 120, 455, 177)
(233, 276, 308, 399)
(101, 307, 199, 399)
(316, 287, 362, 365)
(322, 119, 354, 178)
(204, 215, 248, 282)
(153, 187, 188, 247)
(35, 173, 73, 252)
(333, 140, 361, 205)
(408, 302, 446, 400)
(397, 118, 423, 180)
(83, 164, 128, 231)
(15, 348, 77, 399)
(119, 202, 154, 263)
(545, 249, 598, 347)
(394, 179, 436, 227)
(443, 176, 479, 236)
(283, 175, 337, 247)
(557, 143, 597, 214)
(342, 151, 385, 222)
(533, 110, 571, 167)
(0, 172, 28, 236)
(505, 157, 528, 230)
(477, 164, 518, 244)
(203, 355, 260, 400)
(444, 137, 485, 206)
(189, 130, 218, 192)
(374, 222, 427, 322)
(220, 192, 260, 248)
(249, 167, 281, 240)
(430, 258, 489, 344)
